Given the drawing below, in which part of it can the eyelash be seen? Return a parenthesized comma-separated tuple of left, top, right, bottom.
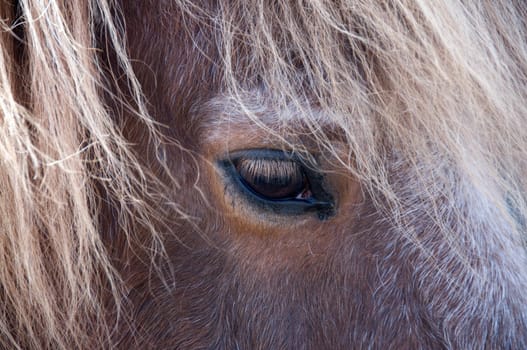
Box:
(218, 149, 335, 220)
(235, 158, 310, 200)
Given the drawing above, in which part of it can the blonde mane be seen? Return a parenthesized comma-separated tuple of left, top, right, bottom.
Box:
(0, 0, 525, 348)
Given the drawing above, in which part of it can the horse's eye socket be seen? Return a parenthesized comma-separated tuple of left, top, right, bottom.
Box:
(235, 158, 310, 200)
(219, 149, 336, 220)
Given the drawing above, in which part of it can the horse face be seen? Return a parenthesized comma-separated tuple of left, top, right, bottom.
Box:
(110, 1, 527, 349)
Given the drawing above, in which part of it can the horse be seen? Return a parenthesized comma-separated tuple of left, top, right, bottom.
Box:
(0, 0, 526, 348)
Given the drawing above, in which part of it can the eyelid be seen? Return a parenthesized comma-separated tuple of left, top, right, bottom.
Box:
(236, 158, 303, 185)
(235, 157, 307, 199)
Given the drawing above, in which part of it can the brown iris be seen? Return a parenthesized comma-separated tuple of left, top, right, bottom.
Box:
(235, 158, 309, 200)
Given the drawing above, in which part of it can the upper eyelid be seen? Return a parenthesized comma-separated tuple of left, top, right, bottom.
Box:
(236, 158, 304, 182)
(226, 149, 315, 166)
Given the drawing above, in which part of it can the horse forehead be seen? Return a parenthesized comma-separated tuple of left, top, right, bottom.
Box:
(121, 1, 222, 107)
(120, 3, 336, 126)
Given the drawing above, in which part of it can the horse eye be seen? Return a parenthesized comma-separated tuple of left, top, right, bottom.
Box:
(234, 158, 310, 200)
(219, 149, 336, 220)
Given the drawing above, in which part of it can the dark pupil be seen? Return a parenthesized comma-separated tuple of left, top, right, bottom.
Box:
(235, 158, 306, 199)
